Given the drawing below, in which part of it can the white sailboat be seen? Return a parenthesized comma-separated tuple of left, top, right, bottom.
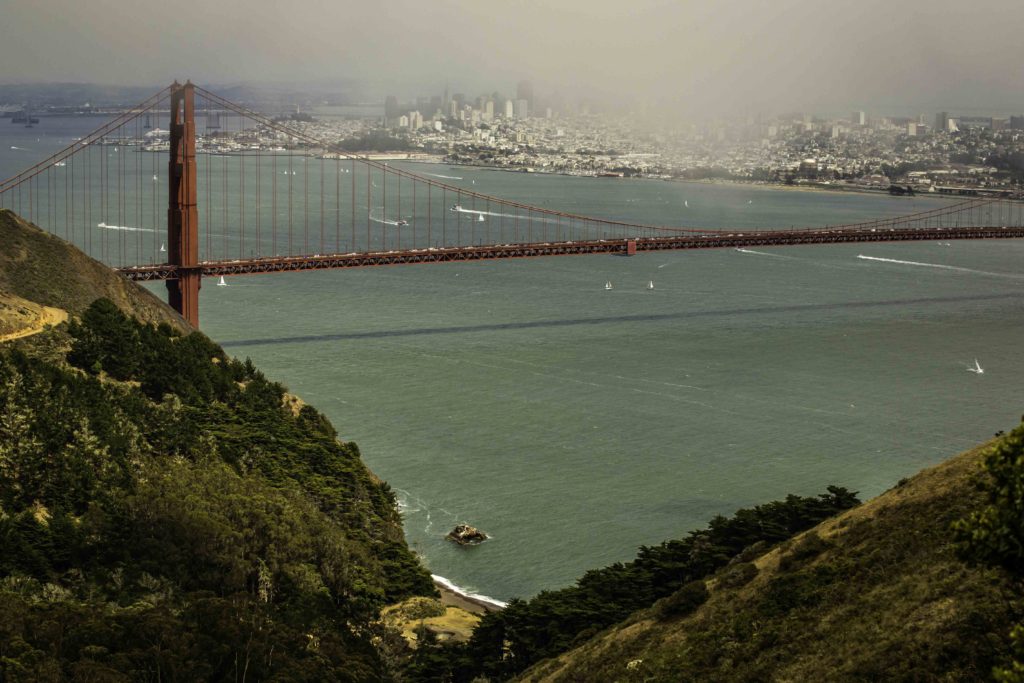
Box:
(605, 281, 613, 290)
(647, 280, 654, 290)
(217, 276, 227, 287)
(968, 358, 984, 374)
(159, 243, 166, 253)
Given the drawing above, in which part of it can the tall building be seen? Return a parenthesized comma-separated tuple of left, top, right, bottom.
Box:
(384, 96, 400, 125)
(484, 100, 494, 121)
(504, 99, 514, 118)
(907, 122, 918, 136)
(514, 98, 529, 119)
(1010, 115, 1024, 130)
(516, 80, 534, 111)
(852, 111, 866, 126)
(935, 112, 950, 133)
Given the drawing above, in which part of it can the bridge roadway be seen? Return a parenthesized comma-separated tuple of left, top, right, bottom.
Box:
(116, 224, 1024, 282)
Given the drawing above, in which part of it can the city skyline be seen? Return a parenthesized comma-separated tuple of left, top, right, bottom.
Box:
(1, 0, 1023, 116)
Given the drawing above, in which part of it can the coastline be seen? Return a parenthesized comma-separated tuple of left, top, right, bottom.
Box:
(432, 574, 506, 614)
(402, 159, 984, 202)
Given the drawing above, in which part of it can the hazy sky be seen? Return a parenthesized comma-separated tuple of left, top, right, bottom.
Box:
(1, 0, 1022, 115)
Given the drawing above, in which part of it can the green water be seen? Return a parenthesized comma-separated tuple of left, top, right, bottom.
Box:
(3, 126, 1019, 602)
(187, 169, 1023, 603)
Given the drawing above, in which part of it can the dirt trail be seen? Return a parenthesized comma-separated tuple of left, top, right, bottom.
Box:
(0, 306, 68, 343)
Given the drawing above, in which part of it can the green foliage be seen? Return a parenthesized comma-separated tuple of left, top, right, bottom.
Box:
(778, 531, 832, 572)
(450, 486, 860, 680)
(717, 561, 758, 589)
(655, 579, 709, 620)
(538, 452, 1015, 683)
(0, 298, 435, 679)
(955, 423, 1024, 578)
(955, 421, 1024, 681)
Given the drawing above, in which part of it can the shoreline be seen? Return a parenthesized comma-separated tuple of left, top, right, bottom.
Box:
(432, 574, 506, 614)
(402, 159, 1005, 202)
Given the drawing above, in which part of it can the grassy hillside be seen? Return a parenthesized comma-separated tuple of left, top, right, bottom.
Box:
(0, 209, 186, 331)
(0, 213, 435, 679)
(519, 443, 1015, 682)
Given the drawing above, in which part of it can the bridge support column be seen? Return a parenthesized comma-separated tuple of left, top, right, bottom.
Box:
(166, 81, 201, 327)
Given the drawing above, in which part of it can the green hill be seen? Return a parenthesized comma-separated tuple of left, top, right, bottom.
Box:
(0, 213, 434, 680)
(518, 443, 1015, 682)
(0, 209, 186, 332)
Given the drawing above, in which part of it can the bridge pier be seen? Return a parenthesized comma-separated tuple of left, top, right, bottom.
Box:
(166, 81, 201, 327)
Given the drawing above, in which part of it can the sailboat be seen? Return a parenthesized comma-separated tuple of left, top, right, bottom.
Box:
(217, 276, 227, 287)
(647, 280, 654, 290)
(968, 358, 984, 374)
(605, 281, 613, 290)
(159, 243, 166, 253)
(477, 214, 485, 222)
(684, 200, 689, 208)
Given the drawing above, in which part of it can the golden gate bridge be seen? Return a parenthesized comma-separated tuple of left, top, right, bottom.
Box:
(2, 81, 1023, 327)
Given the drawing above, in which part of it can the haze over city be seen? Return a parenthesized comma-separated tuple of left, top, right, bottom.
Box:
(2, 0, 1024, 116)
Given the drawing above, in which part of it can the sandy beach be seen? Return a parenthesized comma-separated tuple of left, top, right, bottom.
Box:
(433, 575, 504, 614)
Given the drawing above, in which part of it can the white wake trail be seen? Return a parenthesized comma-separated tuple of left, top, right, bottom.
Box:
(97, 222, 157, 233)
(736, 248, 793, 259)
(857, 254, 1023, 280)
(423, 172, 463, 180)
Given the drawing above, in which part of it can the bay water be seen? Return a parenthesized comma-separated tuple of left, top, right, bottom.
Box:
(3, 118, 1022, 602)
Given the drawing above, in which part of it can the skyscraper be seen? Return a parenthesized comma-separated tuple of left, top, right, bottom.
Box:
(935, 112, 949, 133)
(852, 111, 866, 126)
(504, 99, 514, 118)
(516, 80, 534, 111)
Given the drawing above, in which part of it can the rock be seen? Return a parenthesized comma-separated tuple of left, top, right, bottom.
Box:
(446, 524, 488, 546)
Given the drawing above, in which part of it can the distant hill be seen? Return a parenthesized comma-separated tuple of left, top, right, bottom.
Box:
(518, 443, 1014, 682)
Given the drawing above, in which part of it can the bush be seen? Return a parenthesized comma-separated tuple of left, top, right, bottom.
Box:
(719, 562, 759, 589)
(657, 580, 709, 619)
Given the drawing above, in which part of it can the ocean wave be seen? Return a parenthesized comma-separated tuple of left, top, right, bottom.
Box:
(432, 574, 507, 609)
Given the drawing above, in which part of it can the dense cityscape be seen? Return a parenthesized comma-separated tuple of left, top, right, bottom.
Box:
(6, 79, 1024, 198)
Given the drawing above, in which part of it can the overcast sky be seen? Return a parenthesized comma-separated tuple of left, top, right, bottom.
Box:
(1, 0, 1022, 115)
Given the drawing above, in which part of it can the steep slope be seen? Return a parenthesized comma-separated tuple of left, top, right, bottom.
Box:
(0, 209, 186, 331)
(519, 443, 1014, 682)
(0, 212, 434, 679)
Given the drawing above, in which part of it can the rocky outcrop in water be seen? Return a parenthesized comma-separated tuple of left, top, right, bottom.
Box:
(446, 524, 488, 546)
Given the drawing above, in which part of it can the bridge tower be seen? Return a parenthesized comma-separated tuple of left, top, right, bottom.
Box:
(166, 81, 201, 327)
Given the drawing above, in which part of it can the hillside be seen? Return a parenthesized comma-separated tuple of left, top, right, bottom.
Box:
(518, 443, 1014, 682)
(0, 209, 186, 332)
(0, 212, 435, 679)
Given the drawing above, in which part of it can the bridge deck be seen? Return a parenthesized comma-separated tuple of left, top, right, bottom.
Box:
(117, 225, 1024, 281)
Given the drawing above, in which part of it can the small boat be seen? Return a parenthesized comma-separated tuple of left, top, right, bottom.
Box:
(647, 280, 654, 290)
(159, 243, 166, 253)
(605, 281, 613, 290)
(217, 276, 227, 287)
(396, 219, 408, 226)
(450, 204, 463, 212)
(152, 174, 159, 181)
(684, 200, 689, 208)
(477, 214, 485, 222)
(968, 358, 984, 374)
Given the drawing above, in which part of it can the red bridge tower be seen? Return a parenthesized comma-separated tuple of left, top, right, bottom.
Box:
(166, 81, 201, 327)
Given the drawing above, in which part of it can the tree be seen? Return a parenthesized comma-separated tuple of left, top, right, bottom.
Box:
(955, 420, 1024, 681)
